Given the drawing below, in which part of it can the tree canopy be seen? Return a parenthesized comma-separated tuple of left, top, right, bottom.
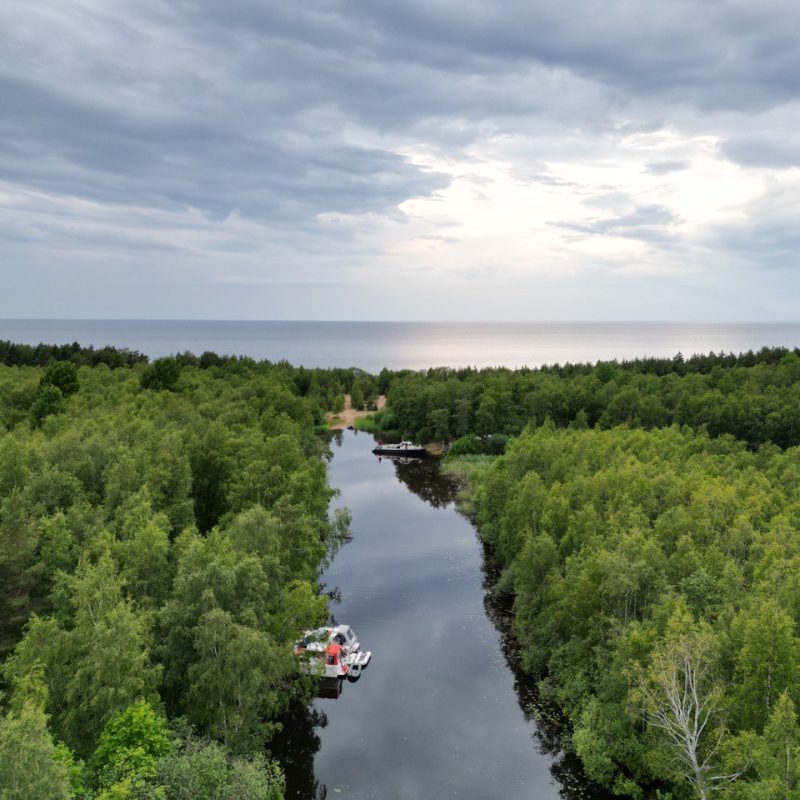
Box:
(0, 352, 347, 798)
(450, 422, 800, 798)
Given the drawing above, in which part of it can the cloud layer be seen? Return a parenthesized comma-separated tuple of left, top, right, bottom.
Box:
(2, 0, 799, 319)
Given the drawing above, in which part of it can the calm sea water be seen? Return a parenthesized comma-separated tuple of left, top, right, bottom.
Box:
(1, 320, 799, 372)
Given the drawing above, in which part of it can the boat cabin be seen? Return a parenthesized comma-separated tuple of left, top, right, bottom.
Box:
(331, 625, 358, 649)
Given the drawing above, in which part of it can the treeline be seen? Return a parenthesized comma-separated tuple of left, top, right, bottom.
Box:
(0, 340, 148, 368)
(0, 355, 349, 798)
(0, 354, 381, 433)
(0, 338, 384, 412)
(374, 347, 800, 449)
(458, 424, 800, 799)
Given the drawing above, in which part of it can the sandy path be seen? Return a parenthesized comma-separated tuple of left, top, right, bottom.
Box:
(327, 394, 385, 429)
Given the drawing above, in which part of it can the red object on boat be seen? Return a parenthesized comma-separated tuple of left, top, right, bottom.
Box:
(325, 642, 347, 672)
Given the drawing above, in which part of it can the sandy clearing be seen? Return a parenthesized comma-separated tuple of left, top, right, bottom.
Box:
(327, 394, 385, 429)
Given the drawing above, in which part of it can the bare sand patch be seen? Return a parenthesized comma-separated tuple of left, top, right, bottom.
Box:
(327, 394, 385, 429)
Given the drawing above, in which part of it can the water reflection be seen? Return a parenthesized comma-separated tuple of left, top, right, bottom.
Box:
(391, 457, 613, 800)
(277, 431, 609, 800)
(479, 556, 611, 800)
(271, 703, 329, 800)
(386, 455, 457, 509)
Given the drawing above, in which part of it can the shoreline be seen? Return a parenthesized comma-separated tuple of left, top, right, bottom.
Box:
(325, 393, 385, 430)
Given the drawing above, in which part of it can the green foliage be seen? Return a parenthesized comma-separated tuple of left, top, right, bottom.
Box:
(0, 340, 146, 368)
(349, 385, 365, 411)
(27, 361, 80, 428)
(41, 362, 80, 398)
(93, 700, 172, 788)
(447, 433, 507, 456)
(5, 554, 163, 756)
(377, 347, 800, 448)
(461, 423, 800, 797)
(156, 736, 284, 800)
(140, 359, 181, 392)
(0, 349, 350, 798)
(30, 384, 66, 426)
(187, 609, 285, 749)
(0, 672, 73, 800)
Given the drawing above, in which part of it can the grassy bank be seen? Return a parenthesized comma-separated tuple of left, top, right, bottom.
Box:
(440, 454, 496, 515)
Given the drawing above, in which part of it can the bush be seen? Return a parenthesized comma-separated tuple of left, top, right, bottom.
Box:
(30, 385, 65, 426)
(140, 359, 181, 392)
(447, 434, 507, 456)
(41, 362, 79, 397)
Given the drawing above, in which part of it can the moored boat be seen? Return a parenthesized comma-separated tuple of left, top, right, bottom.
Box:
(293, 625, 372, 680)
(372, 440, 426, 456)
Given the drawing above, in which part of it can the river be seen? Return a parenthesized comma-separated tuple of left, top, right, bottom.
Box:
(275, 430, 609, 800)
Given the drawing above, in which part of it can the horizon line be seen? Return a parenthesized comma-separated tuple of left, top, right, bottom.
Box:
(2, 318, 800, 325)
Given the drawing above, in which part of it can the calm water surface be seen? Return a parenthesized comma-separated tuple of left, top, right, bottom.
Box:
(2, 320, 800, 371)
(274, 431, 609, 800)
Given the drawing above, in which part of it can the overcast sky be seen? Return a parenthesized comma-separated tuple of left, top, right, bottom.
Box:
(2, 0, 800, 320)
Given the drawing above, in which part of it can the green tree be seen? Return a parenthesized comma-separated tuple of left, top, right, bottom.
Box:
(41, 362, 80, 398)
(758, 692, 800, 797)
(733, 599, 799, 730)
(31, 384, 65, 426)
(427, 408, 451, 441)
(156, 737, 283, 800)
(6, 555, 161, 755)
(140, 359, 180, 392)
(93, 700, 171, 792)
(349, 385, 365, 411)
(635, 609, 741, 800)
(187, 609, 286, 750)
(0, 671, 73, 800)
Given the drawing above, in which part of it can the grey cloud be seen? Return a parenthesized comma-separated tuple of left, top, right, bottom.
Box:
(528, 173, 581, 188)
(583, 191, 636, 210)
(555, 204, 681, 243)
(709, 205, 800, 271)
(318, 0, 800, 111)
(645, 160, 691, 174)
(3, 0, 800, 230)
(0, 73, 447, 223)
(721, 134, 800, 168)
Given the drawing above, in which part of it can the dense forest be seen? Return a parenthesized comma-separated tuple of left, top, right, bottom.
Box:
(0, 347, 362, 799)
(449, 425, 800, 799)
(373, 347, 800, 451)
(414, 342, 800, 799)
(6, 340, 800, 800)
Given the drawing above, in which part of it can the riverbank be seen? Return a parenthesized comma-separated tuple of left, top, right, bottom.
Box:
(325, 393, 385, 430)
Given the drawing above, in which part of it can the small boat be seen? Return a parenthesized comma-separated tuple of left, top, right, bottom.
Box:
(293, 625, 372, 680)
(372, 440, 426, 456)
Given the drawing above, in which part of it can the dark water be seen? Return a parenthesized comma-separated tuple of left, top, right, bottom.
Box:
(273, 430, 609, 800)
(2, 319, 800, 371)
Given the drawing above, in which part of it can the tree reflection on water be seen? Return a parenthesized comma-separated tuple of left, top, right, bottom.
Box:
(270, 702, 329, 800)
(392, 453, 614, 800)
(386, 454, 458, 508)
(277, 434, 611, 800)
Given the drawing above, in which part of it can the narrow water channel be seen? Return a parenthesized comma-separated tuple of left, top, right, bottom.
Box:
(277, 430, 605, 799)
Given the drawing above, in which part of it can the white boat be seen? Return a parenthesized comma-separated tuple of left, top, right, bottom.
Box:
(372, 440, 426, 456)
(293, 625, 372, 680)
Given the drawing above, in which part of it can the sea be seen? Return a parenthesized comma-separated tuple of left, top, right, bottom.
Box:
(1, 320, 799, 373)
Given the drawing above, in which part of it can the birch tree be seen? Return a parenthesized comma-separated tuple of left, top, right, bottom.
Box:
(635, 609, 744, 800)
